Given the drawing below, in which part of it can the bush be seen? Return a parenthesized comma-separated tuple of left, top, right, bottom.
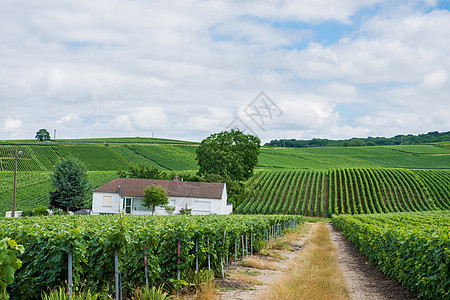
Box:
(41, 286, 99, 300)
(21, 209, 33, 217)
(33, 206, 49, 216)
(163, 205, 175, 215)
(133, 285, 173, 300)
(51, 208, 65, 216)
(179, 207, 192, 215)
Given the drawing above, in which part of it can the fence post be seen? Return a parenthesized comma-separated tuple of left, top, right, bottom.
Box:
(115, 250, 119, 300)
(177, 241, 181, 297)
(143, 247, 149, 290)
(68, 250, 73, 300)
(234, 238, 237, 268)
(221, 230, 226, 278)
(195, 239, 199, 272)
(207, 238, 211, 270)
(245, 234, 248, 257)
(250, 232, 253, 256)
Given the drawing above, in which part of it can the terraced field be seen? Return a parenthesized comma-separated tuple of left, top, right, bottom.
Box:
(237, 169, 450, 217)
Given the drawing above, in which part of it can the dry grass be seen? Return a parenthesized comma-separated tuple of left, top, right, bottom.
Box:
(259, 223, 311, 260)
(261, 222, 351, 300)
(232, 271, 264, 285)
(240, 256, 279, 270)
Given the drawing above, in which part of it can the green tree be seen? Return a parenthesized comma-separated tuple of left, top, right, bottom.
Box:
(142, 185, 169, 214)
(196, 129, 261, 182)
(35, 129, 51, 141)
(50, 157, 90, 213)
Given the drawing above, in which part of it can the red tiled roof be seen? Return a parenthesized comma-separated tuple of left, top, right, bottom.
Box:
(93, 178, 225, 199)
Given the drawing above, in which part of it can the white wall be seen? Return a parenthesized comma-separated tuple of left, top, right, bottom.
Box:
(92, 192, 122, 215)
(92, 185, 232, 215)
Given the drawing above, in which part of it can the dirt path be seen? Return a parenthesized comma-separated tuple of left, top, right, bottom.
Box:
(327, 224, 417, 300)
(216, 223, 418, 300)
(217, 223, 312, 299)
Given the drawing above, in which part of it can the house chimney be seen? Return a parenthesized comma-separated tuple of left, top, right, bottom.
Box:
(117, 185, 120, 194)
(174, 176, 180, 181)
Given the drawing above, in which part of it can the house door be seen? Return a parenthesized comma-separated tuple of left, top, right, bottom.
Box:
(123, 198, 132, 214)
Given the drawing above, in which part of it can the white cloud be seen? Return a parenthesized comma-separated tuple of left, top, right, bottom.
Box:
(56, 113, 81, 124)
(128, 107, 168, 131)
(3, 118, 22, 131)
(0, 0, 448, 141)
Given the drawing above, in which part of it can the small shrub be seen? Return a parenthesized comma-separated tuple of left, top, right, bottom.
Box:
(33, 206, 49, 216)
(179, 207, 192, 215)
(188, 269, 217, 299)
(133, 285, 173, 300)
(51, 208, 65, 216)
(253, 239, 267, 253)
(163, 205, 175, 215)
(21, 209, 33, 217)
(41, 286, 99, 300)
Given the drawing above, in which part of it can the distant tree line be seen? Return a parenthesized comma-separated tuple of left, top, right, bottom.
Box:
(265, 131, 450, 148)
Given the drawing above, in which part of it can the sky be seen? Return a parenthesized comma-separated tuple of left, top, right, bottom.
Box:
(1, 0, 449, 143)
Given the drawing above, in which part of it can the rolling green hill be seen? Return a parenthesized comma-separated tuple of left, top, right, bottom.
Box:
(1, 138, 449, 216)
(1, 143, 449, 171)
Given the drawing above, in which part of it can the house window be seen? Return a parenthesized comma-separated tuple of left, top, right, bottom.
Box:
(103, 196, 112, 207)
(123, 198, 132, 214)
(194, 201, 211, 211)
(133, 198, 152, 212)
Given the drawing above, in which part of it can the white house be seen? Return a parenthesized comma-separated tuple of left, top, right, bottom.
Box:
(91, 178, 233, 215)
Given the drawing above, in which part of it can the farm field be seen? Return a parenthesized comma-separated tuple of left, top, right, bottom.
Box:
(332, 211, 450, 300)
(0, 171, 118, 216)
(237, 169, 450, 217)
(1, 143, 449, 172)
(0, 214, 302, 299)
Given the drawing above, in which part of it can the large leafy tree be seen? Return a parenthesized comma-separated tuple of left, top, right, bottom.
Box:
(196, 129, 261, 182)
(142, 185, 169, 214)
(35, 129, 51, 141)
(50, 157, 90, 213)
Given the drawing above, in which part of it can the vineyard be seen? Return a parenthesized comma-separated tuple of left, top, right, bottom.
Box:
(1, 143, 449, 172)
(332, 211, 450, 299)
(237, 169, 450, 217)
(0, 171, 118, 216)
(0, 214, 303, 299)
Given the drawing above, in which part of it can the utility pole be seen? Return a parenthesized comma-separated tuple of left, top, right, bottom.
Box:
(12, 149, 23, 217)
(54, 129, 56, 140)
